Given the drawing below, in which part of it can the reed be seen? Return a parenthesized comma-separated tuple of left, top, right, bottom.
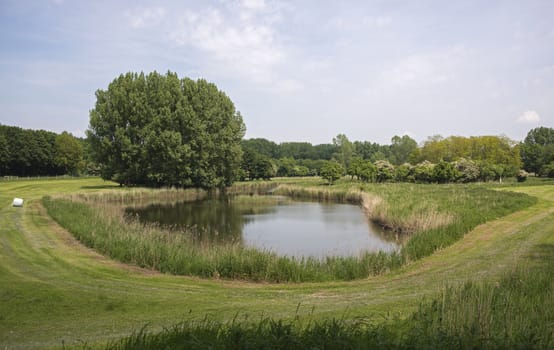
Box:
(63, 187, 207, 205)
(42, 181, 535, 282)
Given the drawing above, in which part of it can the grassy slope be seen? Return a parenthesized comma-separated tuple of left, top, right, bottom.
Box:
(0, 178, 552, 349)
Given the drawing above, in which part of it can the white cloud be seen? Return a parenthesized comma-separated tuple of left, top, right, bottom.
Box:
(170, 5, 287, 86)
(517, 110, 541, 124)
(127, 7, 166, 29)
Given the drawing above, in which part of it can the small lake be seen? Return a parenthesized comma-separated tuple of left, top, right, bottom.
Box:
(125, 196, 401, 258)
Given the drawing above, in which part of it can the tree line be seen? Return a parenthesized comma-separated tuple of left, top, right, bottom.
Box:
(241, 129, 554, 183)
(0, 125, 83, 177)
(2, 123, 552, 184)
(2, 70, 552, 186)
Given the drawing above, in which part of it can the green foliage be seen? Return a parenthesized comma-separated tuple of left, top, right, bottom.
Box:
(239, 132, 528, 184)
(395, 163, 413, 182)
(417, 135, 521, 175)
(241, 149, 274, 180)
(320, 161, 344, 184)
(353, 140, 390, 161)
(358, 161, 377, 182)
(521, 126, 554, 174)
(540, 161, 554, 178)
(432, 160, 458, 183)
(345, 157, 376, 182)
(374, 160, 395, 182)
(346, 157, 363, 179)
(276, 157, 310, 177)
(87, 71, 245, 188)
(0, 124, 82, 176)
(241, 138, 279, 158)
(414, 161, 435, 183)
(311, 143, 337, 160)
(454, 158, 479, 183)
(279, 142, 315, 159)
(54, 131, 83, 175)
(332, 134, 354, 170)
(389, 134, 417, 165)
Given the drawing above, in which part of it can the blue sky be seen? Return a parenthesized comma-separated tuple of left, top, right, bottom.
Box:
(1, 0, 552, 144)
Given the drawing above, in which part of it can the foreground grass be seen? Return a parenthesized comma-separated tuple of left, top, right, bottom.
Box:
(105, 257, 554, 350)
(0, 178, 552, 349)
(43, 180, 535, 282)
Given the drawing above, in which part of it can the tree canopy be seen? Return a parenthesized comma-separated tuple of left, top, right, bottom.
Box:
(0, 124, 82, 177)
(521, 126, 554, 175)
(87, 71, 245, 188)
(415, 135, 521, 177)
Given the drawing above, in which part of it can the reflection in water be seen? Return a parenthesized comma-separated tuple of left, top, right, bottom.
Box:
(126, 195, 401, 258)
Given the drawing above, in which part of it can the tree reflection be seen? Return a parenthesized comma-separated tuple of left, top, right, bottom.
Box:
(125, 196, 278, 244)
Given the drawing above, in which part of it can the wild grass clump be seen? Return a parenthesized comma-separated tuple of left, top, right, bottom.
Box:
(405, 257, 554, 349)
(65, 187, 207, 205)
(43, 181, 535, 282)
(103, 316, 390, 350)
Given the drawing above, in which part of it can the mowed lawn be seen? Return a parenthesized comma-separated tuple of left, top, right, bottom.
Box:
(0, 178, 553, 349)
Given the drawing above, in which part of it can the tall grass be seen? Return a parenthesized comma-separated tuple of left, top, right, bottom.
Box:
(100, 257, 554, 349)
(42, 182, 535, 282)
(64, 187, 207, 205)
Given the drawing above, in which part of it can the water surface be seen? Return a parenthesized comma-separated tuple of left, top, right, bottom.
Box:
(126, 196, 400, 258)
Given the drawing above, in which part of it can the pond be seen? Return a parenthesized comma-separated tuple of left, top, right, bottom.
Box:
(125, 195, 401, 258)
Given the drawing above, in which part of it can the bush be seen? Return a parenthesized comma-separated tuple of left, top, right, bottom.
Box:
(374, 160, 395, 182)
(454, 158, 479, 183)
(516, 169, 529, 182)
(320, 161, 343, 185)
(432, 160, 458, 183)
(395, 163, 413, 182)
(414, 161, 435, 183)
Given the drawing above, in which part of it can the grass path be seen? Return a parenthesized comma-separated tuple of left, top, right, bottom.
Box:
(0, 178, 552, 349)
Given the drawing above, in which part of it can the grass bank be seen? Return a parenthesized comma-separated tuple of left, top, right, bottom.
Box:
(103, 256, 554, 350)
(42, 180, 535, 282)
(1, 178, 552, 348)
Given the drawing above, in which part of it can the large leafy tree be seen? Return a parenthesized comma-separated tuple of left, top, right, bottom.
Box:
(521, 126, 554, 175)
(320, 161, 343, 185)
(87, 71, 245, 188)
(54, 132, 83, 175)
(241, 148, 274, 180)
(389, 135, 417, 165)
(332, 134, 354, 170)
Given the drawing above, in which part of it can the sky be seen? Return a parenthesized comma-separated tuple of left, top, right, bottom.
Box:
(0, 0, 553, 145)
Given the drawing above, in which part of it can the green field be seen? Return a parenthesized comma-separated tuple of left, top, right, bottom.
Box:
(1, 178, 553, 349)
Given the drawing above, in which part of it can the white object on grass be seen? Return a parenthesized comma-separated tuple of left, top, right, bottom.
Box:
(12, 198, 24, 207)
